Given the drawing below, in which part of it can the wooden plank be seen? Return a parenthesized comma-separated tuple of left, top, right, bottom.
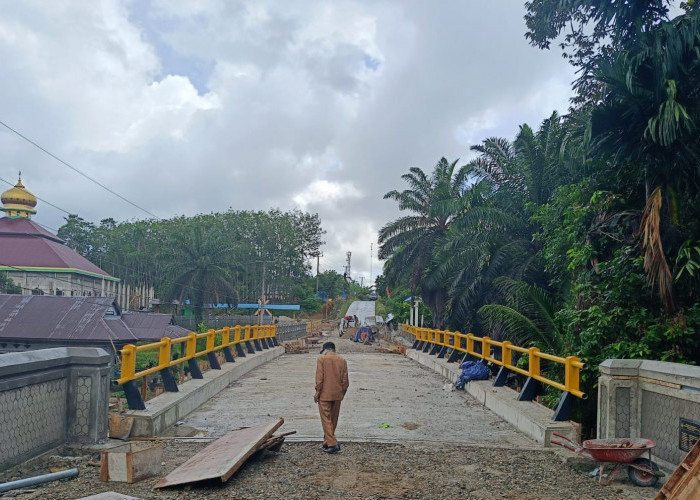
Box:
(656, 438, 700, 500)
(153, 418, 284, 489)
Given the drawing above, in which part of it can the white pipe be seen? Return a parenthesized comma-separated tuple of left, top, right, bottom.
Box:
(0, 468, 79, 492)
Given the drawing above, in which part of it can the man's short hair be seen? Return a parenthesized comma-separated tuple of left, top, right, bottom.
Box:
(320, 342, 336, 354)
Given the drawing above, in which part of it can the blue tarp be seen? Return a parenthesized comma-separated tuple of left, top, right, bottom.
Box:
(455, 360, 490, 389)
(352, 325, 375, 342)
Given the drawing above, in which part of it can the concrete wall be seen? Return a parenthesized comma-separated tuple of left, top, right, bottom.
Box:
(598, 359, 700, 469)
(0, 347, 111, 471)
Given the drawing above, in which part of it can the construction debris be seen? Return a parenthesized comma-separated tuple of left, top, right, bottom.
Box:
(282, 340, 309, 354)
(376, 345, 406, 355)
(154, 418, 289, 489)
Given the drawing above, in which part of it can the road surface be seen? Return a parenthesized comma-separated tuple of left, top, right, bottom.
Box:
(180, 323, 536, 449)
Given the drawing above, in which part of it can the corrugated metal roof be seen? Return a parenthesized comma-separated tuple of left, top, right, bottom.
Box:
(0, 217, 61, 242)
(0, 218, 114, 278)
(0, 295, 187, 344)
(122, 312, 190, 340)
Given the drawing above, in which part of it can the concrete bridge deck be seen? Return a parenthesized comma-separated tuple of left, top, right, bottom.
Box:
(178, 330, 538, 449)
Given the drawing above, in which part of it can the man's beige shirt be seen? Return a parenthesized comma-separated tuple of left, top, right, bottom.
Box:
(315, 352, 349, 401)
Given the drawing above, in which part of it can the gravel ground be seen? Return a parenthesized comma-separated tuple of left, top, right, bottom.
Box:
(0, 440, 658, 500)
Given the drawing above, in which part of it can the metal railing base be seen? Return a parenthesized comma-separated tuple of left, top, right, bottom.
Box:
(161, 367, 179, 392)
(493, 366, 509, 387)
(188, 358, 203, 379)
(208, 352, 221, 370)
(517, 377, 543, 402)
(223, 346, 235, 362)
(122, 380, 146, 410)
(552, 391, 574, 421)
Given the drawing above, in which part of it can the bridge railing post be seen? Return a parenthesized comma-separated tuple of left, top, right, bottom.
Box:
(221, 326, 235, 362)
(493, 341, 512, 387)
(186, 332, 203, 379)
(518, 347, 542, 401)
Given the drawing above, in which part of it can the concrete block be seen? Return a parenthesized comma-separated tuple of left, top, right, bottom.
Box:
(100, 441, 163, 483)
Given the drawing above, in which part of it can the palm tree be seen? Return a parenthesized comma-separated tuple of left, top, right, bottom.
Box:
(478, 277, 572, 354)
(430, 114, 572, 333)
(160, 222, 240, 321)
(378, 158, 470, 328)
(587, 10, 700, 310)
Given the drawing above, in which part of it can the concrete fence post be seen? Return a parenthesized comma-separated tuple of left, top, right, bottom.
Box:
(598, 359, 700, 469)
(0, 347, 111, 471)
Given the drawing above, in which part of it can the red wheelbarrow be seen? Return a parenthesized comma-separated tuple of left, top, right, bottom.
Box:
(551, 432, 665, 487)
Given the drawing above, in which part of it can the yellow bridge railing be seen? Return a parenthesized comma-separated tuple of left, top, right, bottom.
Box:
(116, 324, 277, 410)
(403, 325, 585, 421)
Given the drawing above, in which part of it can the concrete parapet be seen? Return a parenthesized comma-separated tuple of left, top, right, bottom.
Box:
(407, 349, 578, 446)
(0, 347, 111, 471)
(598, 358, 700, 469)
(127, 346, 285, 437)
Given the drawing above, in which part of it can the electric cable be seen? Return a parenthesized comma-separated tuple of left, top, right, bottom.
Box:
(0, 119, 161, 219)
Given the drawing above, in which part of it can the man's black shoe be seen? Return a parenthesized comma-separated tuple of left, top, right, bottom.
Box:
(323, 444, 340, 454)
(322, 444, 328, 449)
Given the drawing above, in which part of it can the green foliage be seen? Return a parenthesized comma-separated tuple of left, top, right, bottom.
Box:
(478, 277, 572, 353)
(0, 271, 21, 294)
(376, 3, 700, 435)
(57, 209, 326, 317)
(316, 270, 346, 300)
(675, 240, 700, 282)
(561, 247, 699, 385)
(379, 158, 472, 327)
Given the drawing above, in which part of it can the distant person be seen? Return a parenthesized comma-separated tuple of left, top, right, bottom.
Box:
(314, 342, 349, 454)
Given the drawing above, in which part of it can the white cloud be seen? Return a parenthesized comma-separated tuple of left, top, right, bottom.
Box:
(293, 179, 361, 209)
(0, 0, 576, 280)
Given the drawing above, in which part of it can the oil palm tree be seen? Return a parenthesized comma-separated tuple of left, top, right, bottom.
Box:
(160, 222, 240, 320)
(378, 158, 471, 328)
(478, 277, 572, 354)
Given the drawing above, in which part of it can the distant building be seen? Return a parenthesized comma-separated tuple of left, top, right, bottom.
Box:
(0, 294, 189, 358)
(0, 176, 120, 298)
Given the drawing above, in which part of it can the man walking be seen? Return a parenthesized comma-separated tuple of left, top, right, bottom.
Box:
(314, 341, 349, 453)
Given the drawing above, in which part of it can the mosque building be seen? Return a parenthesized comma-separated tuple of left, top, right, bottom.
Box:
(0, 176, 120, 298)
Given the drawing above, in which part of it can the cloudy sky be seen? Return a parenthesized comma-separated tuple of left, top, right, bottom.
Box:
(0, 0, 576, 285)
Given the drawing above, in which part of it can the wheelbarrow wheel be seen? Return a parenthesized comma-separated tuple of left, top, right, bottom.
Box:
(627, 458, 659, 487)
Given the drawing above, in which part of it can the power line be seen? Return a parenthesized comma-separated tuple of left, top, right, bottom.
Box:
(0, 176, 72, 219)
(0, 119, 161, 219)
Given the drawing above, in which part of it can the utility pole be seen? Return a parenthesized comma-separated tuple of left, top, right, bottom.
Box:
(316, 254, 320, 294)
(256, 260, 274, 325)
(344, 251, 352, 281)
(370, 243, 373, 289)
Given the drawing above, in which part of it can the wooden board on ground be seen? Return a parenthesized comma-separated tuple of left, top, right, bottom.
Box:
(153, 418, 284, 489)
(655, 438, 700, 500)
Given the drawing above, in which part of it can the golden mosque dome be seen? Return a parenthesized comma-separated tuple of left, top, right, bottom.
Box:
(1, 176, 37, 219)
